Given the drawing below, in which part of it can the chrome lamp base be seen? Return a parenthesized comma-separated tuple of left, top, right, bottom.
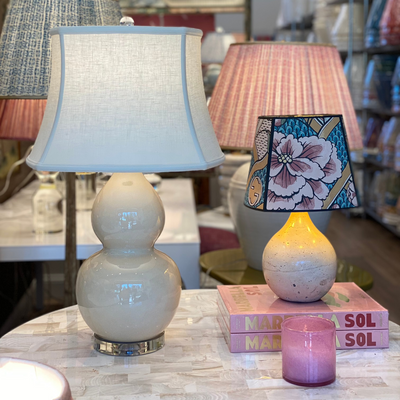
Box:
(93, 332, 165, 356)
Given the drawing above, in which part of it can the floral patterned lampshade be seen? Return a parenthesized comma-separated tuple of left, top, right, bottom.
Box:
(244, 115, 359, 212)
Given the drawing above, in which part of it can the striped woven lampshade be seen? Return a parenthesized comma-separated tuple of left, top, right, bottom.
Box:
(0, 0, 122, 141)
(208, 42, 363, 151)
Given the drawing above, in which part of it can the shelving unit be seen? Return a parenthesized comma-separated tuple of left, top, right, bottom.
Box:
(328, 0, 364, 5)
(122, 6, 245, 15)
(364, 158, 399, 170)
(365, 45, 400, 54)
(364, 107, 400, 117)
(121, 0, 252, 41)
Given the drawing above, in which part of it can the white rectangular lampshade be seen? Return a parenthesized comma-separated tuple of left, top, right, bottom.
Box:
(27, 26, 224, 173)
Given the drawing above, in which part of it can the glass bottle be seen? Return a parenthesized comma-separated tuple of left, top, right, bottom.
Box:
(32, 171, 63, 233)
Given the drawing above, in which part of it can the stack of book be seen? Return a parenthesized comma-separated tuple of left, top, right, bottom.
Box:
(217, 283, 389, 353)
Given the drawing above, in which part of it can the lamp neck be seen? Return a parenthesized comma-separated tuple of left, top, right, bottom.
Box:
(281, 212, 317, 234)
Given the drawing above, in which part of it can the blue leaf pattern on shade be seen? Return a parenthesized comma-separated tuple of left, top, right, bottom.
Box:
(276, 118, 318, 139)
(333, 188, 353, 208)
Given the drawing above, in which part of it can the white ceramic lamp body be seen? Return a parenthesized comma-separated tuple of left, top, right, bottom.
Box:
(76, 173, 181, 342)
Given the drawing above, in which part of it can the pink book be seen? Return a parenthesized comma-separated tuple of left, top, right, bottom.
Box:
(218, 283, 389, 333)
(217, 312, 390, 353)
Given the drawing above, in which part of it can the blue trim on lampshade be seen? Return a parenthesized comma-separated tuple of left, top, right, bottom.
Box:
(180, 33, 206, 167)
(41, 34, 66, 164)
(26, 155, 226, 173)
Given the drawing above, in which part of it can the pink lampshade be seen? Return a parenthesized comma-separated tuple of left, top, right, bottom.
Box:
(208, 42, 363, 151)
(0, 99, 46, 141)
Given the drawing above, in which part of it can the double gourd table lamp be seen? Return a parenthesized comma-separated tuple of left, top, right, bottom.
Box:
(27, 19, 225, 356)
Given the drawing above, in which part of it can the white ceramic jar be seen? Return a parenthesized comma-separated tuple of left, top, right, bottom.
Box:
(331, 3, 364, 51)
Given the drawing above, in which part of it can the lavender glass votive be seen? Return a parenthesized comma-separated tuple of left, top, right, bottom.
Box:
(282, 316, 336, 387)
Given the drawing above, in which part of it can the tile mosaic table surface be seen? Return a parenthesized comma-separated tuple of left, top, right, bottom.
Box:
(1, 289, 400, 399)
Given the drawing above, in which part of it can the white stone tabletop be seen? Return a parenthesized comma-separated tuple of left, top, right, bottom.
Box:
(1, 289, 400, 399)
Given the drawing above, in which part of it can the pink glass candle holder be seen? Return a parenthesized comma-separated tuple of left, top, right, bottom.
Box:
(282, 316, 336, 387)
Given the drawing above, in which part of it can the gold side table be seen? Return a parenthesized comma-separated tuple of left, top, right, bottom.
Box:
(200, 248, 374, 291)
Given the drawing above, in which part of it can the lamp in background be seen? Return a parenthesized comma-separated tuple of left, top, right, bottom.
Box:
(208, 41, 363, 271)
(201, 27, 236, 64)
(0, 358, 72, 400)
(201, 28, 236, 97)
(209, 42, 363, 151)
(244, 115, 359, 302)
(27, 22, 224, 355)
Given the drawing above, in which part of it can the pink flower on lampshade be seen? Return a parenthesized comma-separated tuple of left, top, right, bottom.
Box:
(267, 133, 342, 210)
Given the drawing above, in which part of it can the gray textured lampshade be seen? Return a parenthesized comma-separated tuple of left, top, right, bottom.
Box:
(0, 0, 122, 98)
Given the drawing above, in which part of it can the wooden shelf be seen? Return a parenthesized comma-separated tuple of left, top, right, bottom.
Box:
(365, 208, 400, 238)
(327, 0, 364, 4)
(364, 107, 400, 117)
(339, 50, 364, 57)
(364, 158, 399, 171)
(277, 15, 313, 31)
(365, 45, 400, 54)
(122, 6, 245, 15)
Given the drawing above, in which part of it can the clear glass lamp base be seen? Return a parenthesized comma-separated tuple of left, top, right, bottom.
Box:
(93, 331, 165, 356)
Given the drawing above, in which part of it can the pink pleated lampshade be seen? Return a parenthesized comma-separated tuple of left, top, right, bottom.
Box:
(0, 99, 46, 141)
(208, 42, 363, 151)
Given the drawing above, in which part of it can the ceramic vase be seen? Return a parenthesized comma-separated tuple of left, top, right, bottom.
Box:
(363, 60, 380, 109)
(373, 55, 398, 110)
(219, 153, 251, 214)
(365, 0, 388, 48)
(331, 3, 364, 51)
(344, 54, 365, 110)
(392, 57, 400, 113)
(380, 0, 400, 46)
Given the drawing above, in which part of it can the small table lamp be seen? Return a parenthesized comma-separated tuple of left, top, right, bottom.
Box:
(244, 115, 359, 302)
(27, 20, 224, 355)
